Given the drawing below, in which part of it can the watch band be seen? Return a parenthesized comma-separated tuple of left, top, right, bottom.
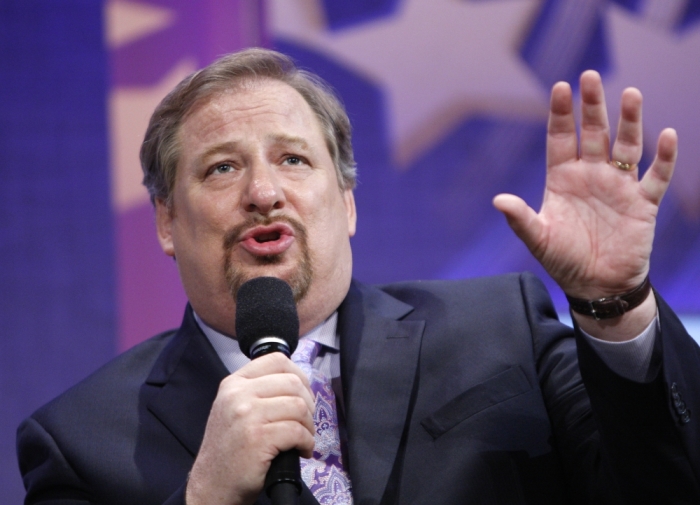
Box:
(566, 276, 652, 320)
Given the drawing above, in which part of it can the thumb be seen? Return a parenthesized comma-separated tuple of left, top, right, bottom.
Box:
(492, 194, 542, 252)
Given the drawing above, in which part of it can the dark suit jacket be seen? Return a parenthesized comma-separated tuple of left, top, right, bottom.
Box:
(17, 273, 700, 504)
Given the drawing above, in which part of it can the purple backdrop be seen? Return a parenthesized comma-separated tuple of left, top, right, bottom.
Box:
(0, 1, 114, 501)
(3, 0, 700, 502)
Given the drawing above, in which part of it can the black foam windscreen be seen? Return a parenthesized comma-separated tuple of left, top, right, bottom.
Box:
(236, 277, 299, 358)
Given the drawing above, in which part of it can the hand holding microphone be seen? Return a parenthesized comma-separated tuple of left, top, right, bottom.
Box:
(237, 277, 305, 504)
(186, 278, 314, 505)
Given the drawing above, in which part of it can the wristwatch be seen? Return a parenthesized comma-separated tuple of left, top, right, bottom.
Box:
(566, 276, 651, 320)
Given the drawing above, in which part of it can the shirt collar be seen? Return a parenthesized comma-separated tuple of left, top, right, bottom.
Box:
(194, 310, 339, 374)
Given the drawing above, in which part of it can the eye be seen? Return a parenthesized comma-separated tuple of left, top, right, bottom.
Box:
(211, 163, 234, 174)
(282, 155, 306, 166)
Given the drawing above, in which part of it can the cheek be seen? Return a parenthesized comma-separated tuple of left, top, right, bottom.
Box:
(172, 195, 232, 250)
(207, 196, 239, 227)
(306, 192, 351, 247)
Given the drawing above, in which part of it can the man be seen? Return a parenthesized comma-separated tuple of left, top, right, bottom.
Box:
(18, 48, 700, 504)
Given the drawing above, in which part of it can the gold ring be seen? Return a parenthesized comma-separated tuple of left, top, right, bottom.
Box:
(611, 160, 637, 171)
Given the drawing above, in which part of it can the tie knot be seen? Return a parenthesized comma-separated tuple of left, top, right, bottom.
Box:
(292, 338, 321, 365)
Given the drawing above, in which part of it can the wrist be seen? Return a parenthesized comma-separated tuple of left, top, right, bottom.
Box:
(185, 465, 250, 505)
(566, 275, 651, 321)
(572, 290, 657, 342)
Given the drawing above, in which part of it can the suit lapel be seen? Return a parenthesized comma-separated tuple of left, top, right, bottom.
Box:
(144, 305, 230, 456)
(143, 306, 321, 505)
(339, 282, 425, 504)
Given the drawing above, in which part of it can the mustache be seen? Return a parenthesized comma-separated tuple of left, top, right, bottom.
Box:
(223, 214, 313, 304)
(223, 215, 308, 253)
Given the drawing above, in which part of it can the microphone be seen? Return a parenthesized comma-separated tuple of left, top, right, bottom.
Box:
(236, 277, 302, 505)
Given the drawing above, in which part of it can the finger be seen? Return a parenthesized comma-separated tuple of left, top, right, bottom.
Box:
(611, 87, 643, 167)
(257, 396, 315, 434)
(493, 194, 542, 253)
(579, 70, 610, 162)
(214, 386, 315, 435)
(640, 128, 678, 205)
(235, 352, 310, 387)
(263, 420, 316, 459)
(547, 81, 578, 168)
(222, 372, 315, 414)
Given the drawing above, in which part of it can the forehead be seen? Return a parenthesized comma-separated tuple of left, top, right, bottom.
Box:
(178, 80, 326, 151)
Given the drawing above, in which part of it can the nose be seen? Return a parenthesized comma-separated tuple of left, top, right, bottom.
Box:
(241, 161, 285, 215)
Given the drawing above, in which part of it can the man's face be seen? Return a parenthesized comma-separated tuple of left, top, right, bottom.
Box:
(155, 79, 356, 336)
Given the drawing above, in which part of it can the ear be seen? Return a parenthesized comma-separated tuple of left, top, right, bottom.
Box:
(343, 189, 357, 237)
(155, 199, 176, 257)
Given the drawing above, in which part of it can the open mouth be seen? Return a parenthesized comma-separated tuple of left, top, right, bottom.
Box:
(253, 231, 281, 243)
(239, 223, 295, 256)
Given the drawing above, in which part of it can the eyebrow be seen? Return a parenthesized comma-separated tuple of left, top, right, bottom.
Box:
(268, 134, 311, 151)
(195, 141, 241, 166)
(192, 135, 313, 167)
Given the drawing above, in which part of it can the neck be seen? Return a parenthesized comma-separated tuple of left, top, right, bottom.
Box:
(295, 274, 351, 336)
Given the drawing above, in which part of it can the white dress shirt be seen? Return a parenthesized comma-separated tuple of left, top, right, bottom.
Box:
(193, 309, 658, 383)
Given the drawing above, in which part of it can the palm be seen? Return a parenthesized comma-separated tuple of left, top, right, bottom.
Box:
(535, 155, 656, 296)
(494, 71, 677, 300)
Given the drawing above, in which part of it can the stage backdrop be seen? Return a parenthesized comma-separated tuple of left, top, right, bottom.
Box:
(2, 0, 700, 501)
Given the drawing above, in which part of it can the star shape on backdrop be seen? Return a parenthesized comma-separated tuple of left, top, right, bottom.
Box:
(106, 0, 266, 212)
(269, 0, 548, 167)
(105, 0, 194, 212)
(602, 3, 700, 219)
(109, 60, 197, 211)
(105, 0, 176, 49)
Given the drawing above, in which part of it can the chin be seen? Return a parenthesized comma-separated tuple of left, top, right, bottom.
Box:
(227, 257, 313, 304)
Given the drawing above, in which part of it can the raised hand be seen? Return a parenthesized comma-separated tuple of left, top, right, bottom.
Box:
(494, 70, 677, 300)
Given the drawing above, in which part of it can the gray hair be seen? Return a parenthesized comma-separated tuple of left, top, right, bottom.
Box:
(140, 48, 357, 207)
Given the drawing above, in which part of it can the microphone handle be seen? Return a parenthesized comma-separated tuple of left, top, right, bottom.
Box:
(266, 449, 302, 505)
(248, 338, 302, 505)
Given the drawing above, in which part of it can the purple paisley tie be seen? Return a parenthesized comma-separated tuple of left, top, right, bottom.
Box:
(292, 337, 353, 505)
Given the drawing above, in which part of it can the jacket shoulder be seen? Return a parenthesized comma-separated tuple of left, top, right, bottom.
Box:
(27, 329, 177, 425)
(369, 273, 567, 363)
(375, 273, 557, 320)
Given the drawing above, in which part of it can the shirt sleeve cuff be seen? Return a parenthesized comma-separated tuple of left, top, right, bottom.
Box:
(579, 314, 659, 383)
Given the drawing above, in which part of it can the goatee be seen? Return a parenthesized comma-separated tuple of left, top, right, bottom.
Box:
(222, 215, 313, 303)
